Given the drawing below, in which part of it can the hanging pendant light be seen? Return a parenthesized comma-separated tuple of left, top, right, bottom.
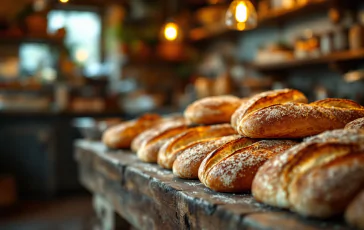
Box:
(225, 0, 257, 31)
(160, 20, 183, 42)
(159, 0, 183, 43)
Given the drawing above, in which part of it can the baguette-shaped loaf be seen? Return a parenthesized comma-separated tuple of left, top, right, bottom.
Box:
(252, 129, 364, 218)
(199, 139, 297, 192)
(102, 114, 161, 149)
(131, 115, 184, 152)
(158, 124, 237, 169)
(231, 89, 307, 130)
(172, 135, 242, 179)
(238, 98, 364, 138)
(345, 189, 364, 230)
(184, 95, 244, 125)
(345, 117, 364, 130)
(136, 120, 188, 162)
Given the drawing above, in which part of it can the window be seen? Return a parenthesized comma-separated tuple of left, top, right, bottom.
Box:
(48, 10, 102, 76)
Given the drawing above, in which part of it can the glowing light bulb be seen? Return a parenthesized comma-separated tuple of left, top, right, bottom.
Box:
(235, 2, 248, 23)
(225, 0, 257, 31)
(164, 23, 178, 41)
(59, 0, 69, 3)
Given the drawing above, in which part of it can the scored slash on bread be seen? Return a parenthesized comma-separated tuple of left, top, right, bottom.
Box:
(136, 120, 189, 163)
(157, 124, 237, 169)
(237, 97, 364, 138)
(345, 117, 364, 130)
(199, 138, 297, 192)
(184, 95, 244, 125)
(172, 135, 242, 179)
(131, 115, 185, 152)
(252, 129, 364, 218)
(231, 89, 308, 130)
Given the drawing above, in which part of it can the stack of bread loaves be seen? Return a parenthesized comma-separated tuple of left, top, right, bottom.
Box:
(102, 88, 364, 229)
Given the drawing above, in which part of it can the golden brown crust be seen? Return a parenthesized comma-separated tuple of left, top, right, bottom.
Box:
(345, 189, 364, 230)
(102, 114, 161, 149)
(184, 95, 243, 125)
(172, 135, 242, 179)
(345, 117, 364, 131)
(231, 89, 308, 130)
(289, 151, 364, 218)
(136, 120, 188, 163)
(157, 124, 237, 169)
(238, 99, 364, 138)
(130, 116, 185, 152)
(252, 129, 364, 218)
(199, 139, 297, 192)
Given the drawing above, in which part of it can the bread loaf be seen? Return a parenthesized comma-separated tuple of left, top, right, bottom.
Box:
(102, 114, 161, 149)
(231, 89, 308, 130)
(172, 135, 242, 179)
(131, 115, 184, 152)
(198, 138, 297, 192)
(136, 120, 188, 163)
(345, 117, 364, 130)
(345, 189, 364, 230)
(252, 129, 364, 218)
(184, 95, 244, 125)
(158, 124, 237, 169)
(238, 98, 364, 138)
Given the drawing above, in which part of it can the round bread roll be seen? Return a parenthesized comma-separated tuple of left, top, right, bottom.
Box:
(184, 95, 244, 125)
(345, 117, 364, 130)
(252, 129, 364, 218)
(199, 138, 297, 192)
(102, 113, 161, 149)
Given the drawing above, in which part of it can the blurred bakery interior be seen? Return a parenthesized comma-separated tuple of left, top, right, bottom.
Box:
(1, 0, 364, 229)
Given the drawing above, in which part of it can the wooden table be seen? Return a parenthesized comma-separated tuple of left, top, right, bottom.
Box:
(75, 140, 354, 230)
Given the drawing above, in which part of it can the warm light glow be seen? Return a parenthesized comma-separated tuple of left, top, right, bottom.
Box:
(59, 0, 69, 3)
(75, 49, 89, 63)
(164, 23, 178, 41)
(225, 0, 257, 31)
(235, 2, 248, 23)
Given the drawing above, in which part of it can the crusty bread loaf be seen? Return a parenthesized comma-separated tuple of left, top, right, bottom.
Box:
(252, 129, 364, 218)
(102, 114, 161, 149)
(345, 189, 364, 230)
(136, 119, 188, 163)
(172, 135, 242, 179)
(198, 138, 297, 192)
(238, 98, 364, 138)
(345, 117, 364, 130)
(131, 115, 184, 152)
(158, 124, 237, 169)
(231, 89, 308, 130)
(184, 95, 244, 125)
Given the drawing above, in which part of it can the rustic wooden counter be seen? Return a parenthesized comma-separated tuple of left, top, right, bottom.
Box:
(75, 140, 354, 230)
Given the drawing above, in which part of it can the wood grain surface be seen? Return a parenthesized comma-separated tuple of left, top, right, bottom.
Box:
(74, 140, 353, 230)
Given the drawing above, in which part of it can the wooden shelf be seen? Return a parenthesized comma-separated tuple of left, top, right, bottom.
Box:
(250, 49, 364, 72)
(188, 27, 234, 42)
(258, 0, 331, 25)
(188, 0, 332, 42)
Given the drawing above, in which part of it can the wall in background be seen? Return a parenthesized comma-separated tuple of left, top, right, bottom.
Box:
(236, 5, 364, 103)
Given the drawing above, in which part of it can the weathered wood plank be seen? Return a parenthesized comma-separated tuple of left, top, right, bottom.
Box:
(75, 140, 353, 230)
